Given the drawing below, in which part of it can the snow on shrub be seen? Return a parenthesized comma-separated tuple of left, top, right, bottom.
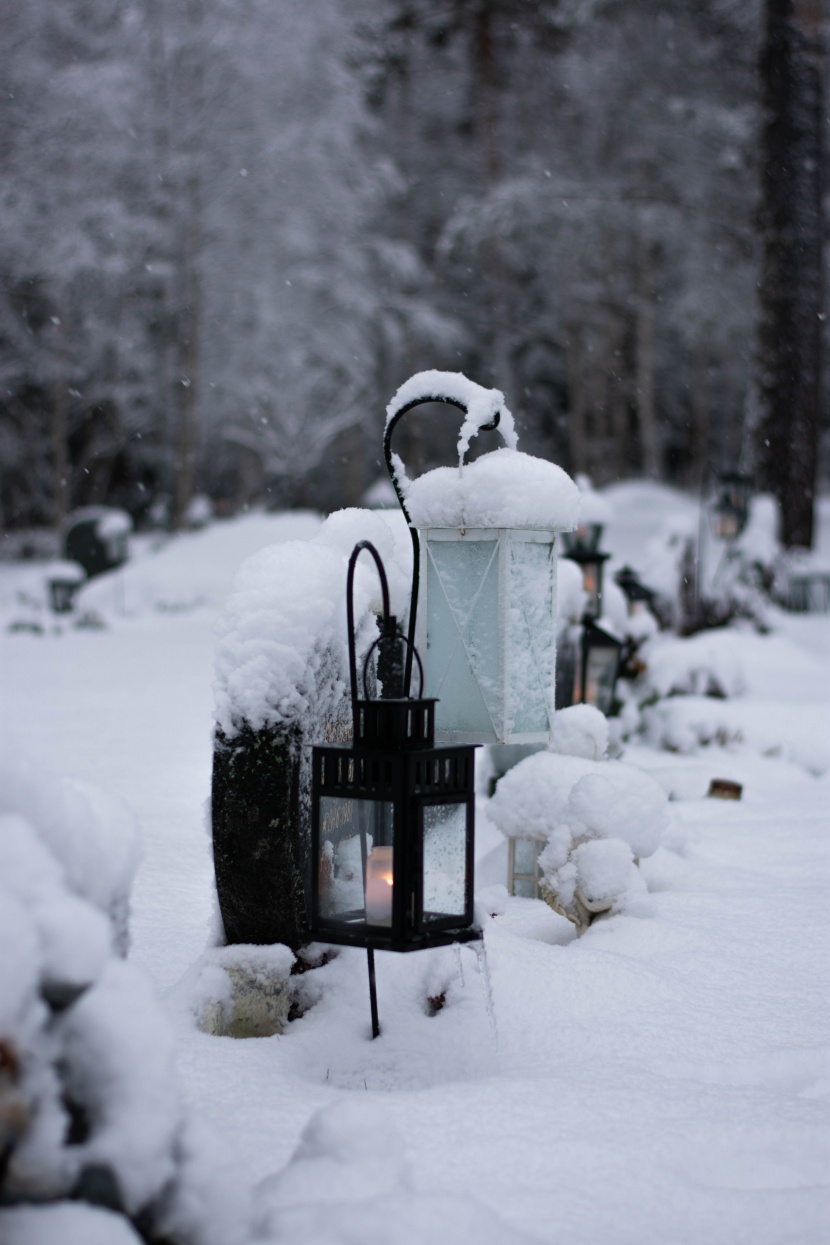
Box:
(540, 837, 649, 934)
(0, 739, 140, 954)
(0, 751, 252, 1245)
(550, 704, 609, 761)
(214, 508, 412, 739)
(488, 745, 668, 934)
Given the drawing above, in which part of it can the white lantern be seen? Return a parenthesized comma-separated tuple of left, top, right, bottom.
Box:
(384, 371, 579, 746)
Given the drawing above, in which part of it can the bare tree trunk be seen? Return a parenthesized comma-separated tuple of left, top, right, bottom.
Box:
(756, 0, 824, 549)
(691, 340, 711, 490)
(566, 317, 587, 476)
(472, 3, 518, 404)
(607, 311, 629, 480)
(146, 0, 176, 510)
(635, 231, 660, 478)
(172, 0, 205, 530)
(174, 176, 201, 529)
(52, 291, 70, 533)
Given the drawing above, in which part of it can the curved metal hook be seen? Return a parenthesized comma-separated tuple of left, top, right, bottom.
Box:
(346, 541, 391, 723)
(383, 395, 501, 522)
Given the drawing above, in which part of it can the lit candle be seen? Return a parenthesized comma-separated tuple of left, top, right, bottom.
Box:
(365, 846, 393, 926)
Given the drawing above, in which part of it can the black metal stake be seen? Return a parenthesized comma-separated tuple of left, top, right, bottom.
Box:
(367, 948, 380, 1039)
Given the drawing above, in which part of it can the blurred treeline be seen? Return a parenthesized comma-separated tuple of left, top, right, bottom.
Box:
(0, 0, 826, 534)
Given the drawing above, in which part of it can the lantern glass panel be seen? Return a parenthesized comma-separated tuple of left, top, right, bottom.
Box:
(421, 801, 469, 922)
(506, 540, 557, 736)
(425, 538, 501, 736)
(508, 836, 542, 899)
(513, 837, 537, 874)
(318, 796, 395, 927)
(583, 647, 618, 714)
(423, 530, 557, 743)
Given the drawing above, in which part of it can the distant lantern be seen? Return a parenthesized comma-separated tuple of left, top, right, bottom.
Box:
(309, 542, 478, 1033)
(384, 371, 579, 746)
(555, 617, 623, 717)
(46, 560, 86, 614)
(614, 565, 657, 617)
(711, 472, 752, 541)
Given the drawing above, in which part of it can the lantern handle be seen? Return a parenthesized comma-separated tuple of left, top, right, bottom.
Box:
(345, 541, 425, 731)
(383, 394, 503, 695)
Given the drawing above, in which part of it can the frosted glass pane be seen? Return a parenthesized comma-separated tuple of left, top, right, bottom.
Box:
(426, 539, 501, 736)
(584, 648, 618, 714)
(422, 802, 468, 920)
(513, 837, 539, 874)
(318, 797, 393, 924)
(513, 877, 537, 899)
(506, 541, 555, 735)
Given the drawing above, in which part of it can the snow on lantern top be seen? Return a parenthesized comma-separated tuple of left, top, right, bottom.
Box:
(386, 371, 579, 532)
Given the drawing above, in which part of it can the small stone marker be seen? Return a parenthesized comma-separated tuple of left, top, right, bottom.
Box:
(707, 778, 743, 800)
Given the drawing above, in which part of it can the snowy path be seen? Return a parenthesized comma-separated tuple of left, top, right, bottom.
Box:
(2, 502, 829, 1244)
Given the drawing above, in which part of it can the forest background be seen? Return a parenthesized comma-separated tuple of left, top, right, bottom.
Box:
(1, 0, 826, 545)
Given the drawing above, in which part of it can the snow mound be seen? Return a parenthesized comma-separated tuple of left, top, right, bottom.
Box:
(0, 751, 252, 1245)
(0, 739, 140, 953)
(403, 447, 580, 531)
(80, 511, 323, 619)
(489, 749, 670, 860)
(253, 1098, 535, 1245)
(642, 630, 747, 699)
(551, 704, 609, 760)
(0, 1202, 144, 1245)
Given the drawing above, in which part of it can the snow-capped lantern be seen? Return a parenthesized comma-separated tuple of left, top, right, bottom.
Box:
(384, 372, 579, 746)
(711, 472, 752, 541)
(561, 476, 612, 618)
(310, 542, 478, 1035)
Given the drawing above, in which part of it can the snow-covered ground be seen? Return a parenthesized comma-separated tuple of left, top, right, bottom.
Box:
(1, 490, 829, 1244)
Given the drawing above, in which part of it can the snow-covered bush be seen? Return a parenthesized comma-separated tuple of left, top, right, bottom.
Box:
(0, 752, 251, 1245)
(214, 507, 412, 740)
(0, 744, 140, 954)
(550, 703, 609, 760)
(488, 743, 668, 934)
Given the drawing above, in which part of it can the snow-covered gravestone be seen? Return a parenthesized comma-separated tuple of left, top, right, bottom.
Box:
(385, 371, 579, 745)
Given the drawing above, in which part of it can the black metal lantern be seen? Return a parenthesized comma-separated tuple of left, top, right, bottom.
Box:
(555, 617, 623, 715)
(47, 562, 86, 614)
(310, 541, 478, 1034)
(614, 565, 657, 617)
(560, 522, 604, 555)
(711, 472, 752, 541)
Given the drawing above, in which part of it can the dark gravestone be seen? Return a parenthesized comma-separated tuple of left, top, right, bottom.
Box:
(211, 723, 309, 950)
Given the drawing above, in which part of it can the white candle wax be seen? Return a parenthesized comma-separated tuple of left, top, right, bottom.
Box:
(365, 846, 393, 926)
